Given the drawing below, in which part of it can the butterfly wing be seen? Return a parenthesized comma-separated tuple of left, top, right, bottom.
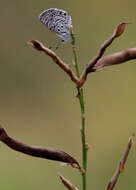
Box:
(39, 8, 72, 42)
(53, 17, 72, 42)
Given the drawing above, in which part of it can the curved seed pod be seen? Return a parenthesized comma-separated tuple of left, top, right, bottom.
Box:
(27, 40, 78, 85)
(78, 22, 129, 87)
(0, 127, 82, 171)
(114, 22, 129, 37)
(59, 174, 79, 190)
(106, 135, 133, 190)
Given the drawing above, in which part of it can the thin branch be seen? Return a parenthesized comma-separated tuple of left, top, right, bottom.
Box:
(78, 23, 128, 87)
(106, 135, 133, 190)
(27, 40, 78, 85)
(0, 127, 82, 172)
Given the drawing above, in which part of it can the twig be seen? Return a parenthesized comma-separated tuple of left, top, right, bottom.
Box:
(0, 127, 82, 171)
(27, 40, 78, 84)
(106, 135, 133, 190)
(78, 23, 128, 87)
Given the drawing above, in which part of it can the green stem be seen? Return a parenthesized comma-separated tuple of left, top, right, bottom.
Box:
(70, 29, 88, 190)
(79, 88, 87, 190)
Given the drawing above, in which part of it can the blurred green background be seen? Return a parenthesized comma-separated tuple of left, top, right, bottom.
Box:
(0, 0, 136, 189)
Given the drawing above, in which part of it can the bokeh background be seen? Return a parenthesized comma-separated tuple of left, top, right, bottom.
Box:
(0, 0, 136, 189)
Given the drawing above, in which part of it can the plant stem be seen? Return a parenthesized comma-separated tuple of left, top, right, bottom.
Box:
(78, 87, 87, 190)
(70, 29, 88, 190)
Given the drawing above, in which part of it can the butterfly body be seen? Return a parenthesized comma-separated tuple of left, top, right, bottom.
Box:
(39, 8, 72, 42)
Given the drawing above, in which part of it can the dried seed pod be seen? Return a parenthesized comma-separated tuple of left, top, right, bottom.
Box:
(59, 174, 79, 190)
(0, 127, 81, 171)
(114, 22, 128, 37)
(106, 136, 133, 190)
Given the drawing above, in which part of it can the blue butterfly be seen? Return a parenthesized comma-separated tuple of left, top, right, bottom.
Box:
(39, 8, 72, 43)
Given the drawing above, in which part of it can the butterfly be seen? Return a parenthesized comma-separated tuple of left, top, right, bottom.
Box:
(39, 8, 72, 43)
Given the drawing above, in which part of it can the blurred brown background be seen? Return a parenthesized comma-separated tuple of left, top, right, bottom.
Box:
(0, 0, 136, 189)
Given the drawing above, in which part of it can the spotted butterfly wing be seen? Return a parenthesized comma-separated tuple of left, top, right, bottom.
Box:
(39, 8, 72, 42)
